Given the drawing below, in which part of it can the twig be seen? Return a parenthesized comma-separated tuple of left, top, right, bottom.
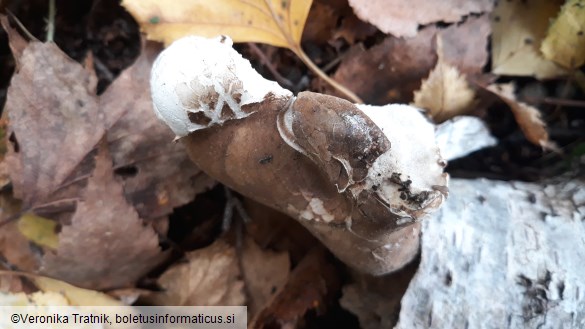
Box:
(247, 43, 294, 89)
(524, 96, 585, 108)
(292, 45, 363, 103)
(46, 0, 56, 42)
(6, 10, 37, 41)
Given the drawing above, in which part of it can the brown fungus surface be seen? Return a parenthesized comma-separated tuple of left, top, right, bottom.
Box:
(150, 36, 448, 275)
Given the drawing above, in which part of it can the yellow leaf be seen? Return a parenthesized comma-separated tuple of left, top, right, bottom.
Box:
(17, 213, 59, 249)
(541, 0, 585, 69)
(29, 291, 71, 306)
(122, 0, 362, 103)
(0, 273, 123, 306)
(122, 0, 312, 48)
(413, 37, 475, 123)
(33, 276, 124, 306)
(491, 0, 567, 79)
(487, 83, 557, 150)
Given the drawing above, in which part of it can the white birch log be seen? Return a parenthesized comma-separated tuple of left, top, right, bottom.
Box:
(396, 178, 585, 329)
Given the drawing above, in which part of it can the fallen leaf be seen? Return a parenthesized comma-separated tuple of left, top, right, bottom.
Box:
(3, 18, 212, 220)
(0, 119, 9, 161)
(0, 270, 25, 294)
(0, 290, 69, 306)
(1, 22, 213, 285)
(41, 142, 167, 290)
(329, 16, 489, 104)
(16, 213, 59, 250)
(3, 36, 104, 210)
(143, 239, 245, 306)
(0, 190, 38, 272)
(121, 0, 362, 103)
(541, 0, 585, 69)
(348, 0, 493, 38)
(0, 272, 123, 306)
(241, 236, 290, 317)
(244, 198, 318, 263)
(250, 247, 340, 329)
(340, 262, 418, 329)
(101, 41, 215, 220)
(0, 221, 38, 273)
(301, 2, 338, 44)
(333, 13, 378, 45)
(414, 37, 476, 122)
(32, 275, 124, 306)
(487, 83, 556, 150)
(122, 0, 312, 49)
(491, 0, 567, 79)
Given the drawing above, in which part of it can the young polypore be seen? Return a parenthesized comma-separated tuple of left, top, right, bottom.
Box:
(150, 36, 448, 275)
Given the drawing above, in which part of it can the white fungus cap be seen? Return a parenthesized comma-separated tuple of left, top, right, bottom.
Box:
(150, 35, 292, 137)
(358, 104, 448, 214)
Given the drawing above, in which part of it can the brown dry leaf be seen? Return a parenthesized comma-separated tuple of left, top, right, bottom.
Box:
(541, 0, 585, 69)
(2, 21, 212, 251)
(3, 20, 212, 220)
(413, 37, 476, 122)
(41, 142, 167, 290)
(301, 1, 338, 44)
(143, 239, 245, 306)
(487, 83, 556, 150)
(250, 247, 340, 329)
(0, 189, 38, 272)
(101, 41, 215, 220)
(0, 221, 38, 273)
(491, 0, 567, 79)
(241, 236, 290, 316)
(244, 198, 318, 263)
(0, 270, 26, 294)
(3, 35, 105, 210)
(121, 0, 312, 49)
(329, 16, 489, 105)
(340, 263, 418, 329)
(348, 0, 493, 38)
(333, 13, 378, 45)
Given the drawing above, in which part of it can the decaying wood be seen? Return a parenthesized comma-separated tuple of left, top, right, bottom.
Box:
(396, 178, 585, 329)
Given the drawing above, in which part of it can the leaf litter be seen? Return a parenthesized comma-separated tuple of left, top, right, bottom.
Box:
(413, 36, 476, 122)
(348, 0, 493, 38)
(40, 141, 167, 290)
(327, 15, 490, 105)
(0, 18, 212, 291)
(0, 0, 583, 327)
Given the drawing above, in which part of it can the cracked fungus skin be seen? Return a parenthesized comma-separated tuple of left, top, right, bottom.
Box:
(151, 35, 449, 274)
(150, 35, 292, 137)
(279, 93, 448, 225)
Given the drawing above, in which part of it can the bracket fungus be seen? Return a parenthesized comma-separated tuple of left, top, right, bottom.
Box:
(150, 36, 449, 275)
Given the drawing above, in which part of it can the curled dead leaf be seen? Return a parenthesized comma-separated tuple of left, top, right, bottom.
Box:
(487, 83, 557, 151)
(348, 0, 493, 38)
(413, 37, 476, 122)
(143, 239, 245, 306)
(330, 16, 490, 105)
(41, 142, 168, 290)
